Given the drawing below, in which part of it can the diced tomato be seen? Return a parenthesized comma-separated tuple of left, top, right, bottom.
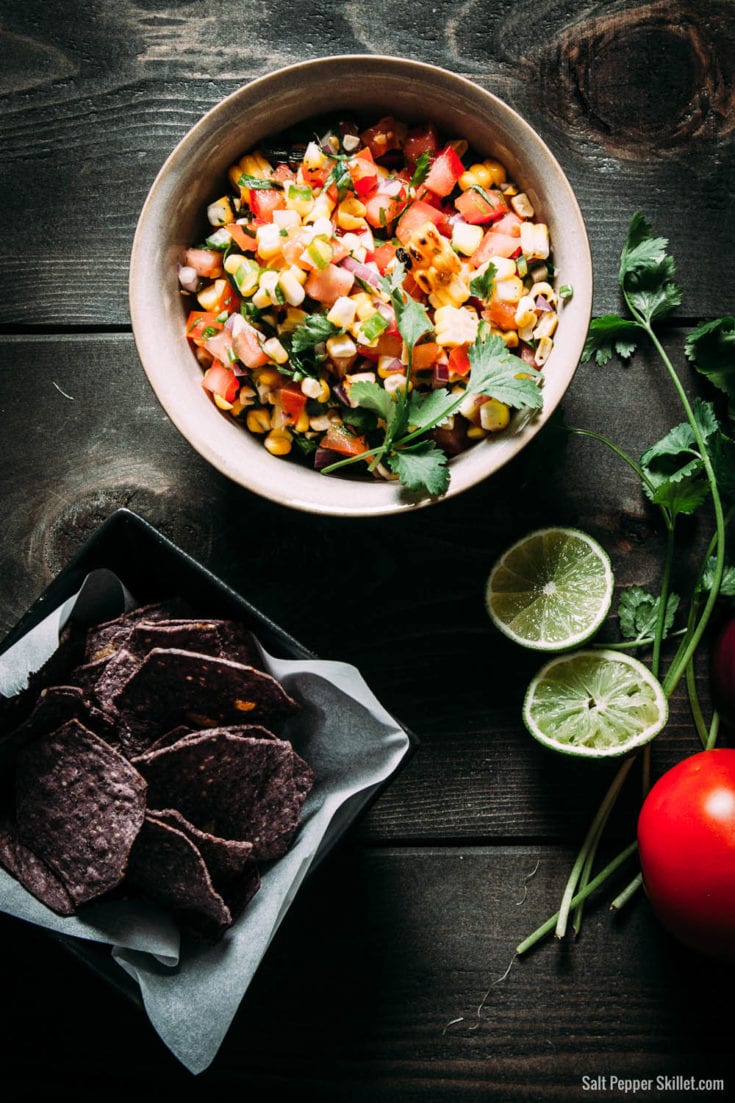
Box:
(232, 321, 270, 368)
(411, 342, 443, 371)
(300, 159, 332, 188)
(454, 187, 507, 225)
(359, 116, 403, 160)
(448, 344, 471, 376)
(272, 163, 296, 185)
(223, 223, 257, 251)
(403, 122, 439, 168)
(203, 328, 235, 363)
(278, 381, 308, 424)
(186, 311, 225, 346)
(348, 153, 379, 199)
(371, 242, 397, 275)
(305, 263, 355, 305)
(492, 211, 523, 237)
(357, 332, 403, 362)
(483, 297, 519, 330)
(472, 230, 524, 266)
(423, 145, 465, 198)
(202, 360, 239, 403)
(320, 424, 369, 457)
(365, 189, 408, 229)
(184, 248, 223, 278)
(395, 198, 446, 244)
(202, 278, 241, 316)
(250, 187, 286, 223)
(402, 271, 425, 301)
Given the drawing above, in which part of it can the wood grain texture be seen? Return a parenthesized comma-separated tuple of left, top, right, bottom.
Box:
(1, 844, 734, 1097)
(1, 1, 735, 324)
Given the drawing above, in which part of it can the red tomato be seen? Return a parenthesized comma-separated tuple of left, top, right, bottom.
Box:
(448, 344, 471, 376)
(278, 382, 307, 424)
(395, 199, 447, 244)
(320, 425, 369, 457)
(249, 187, 286, 222)
(202, 361, 239, 403)
(403, 122, 439, 168)
(482, 298, 518, 330)
(454, 188, 506, 225)
(422, 145, 465, 198)
(186, 311, 224, 346)
(472, 230, 523, 266)
(371, 242, 397, 275)
(348, 152, 379, 199)
(359, 116, 403, 160)
(223, 223, 257, 252)
(184, 248, 223, 278)
(305, 263, 355, 305)
(637, 750, 735, 960)
(365, 189, 408, 229)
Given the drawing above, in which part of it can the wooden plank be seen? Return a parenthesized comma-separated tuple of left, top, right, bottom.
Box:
(1, 2, 735, 324)
(1, 844, 733, 1093)
(0, 332, 720, 842)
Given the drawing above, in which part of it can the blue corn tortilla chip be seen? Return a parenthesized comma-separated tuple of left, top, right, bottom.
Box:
(135, 729, 314, 860)
(149, 808, 255, 885)
(14, 719, 147, 907)
(0, 816, 75, 917)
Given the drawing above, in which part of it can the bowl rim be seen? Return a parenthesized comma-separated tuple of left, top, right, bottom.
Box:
(130, 54, 593, 517)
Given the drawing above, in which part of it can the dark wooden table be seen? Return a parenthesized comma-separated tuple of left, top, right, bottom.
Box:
(2, 3, 734, 1099)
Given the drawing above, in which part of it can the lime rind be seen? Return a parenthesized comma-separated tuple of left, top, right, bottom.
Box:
(522, 649, 669, 759)
(485, 527, 614, 651)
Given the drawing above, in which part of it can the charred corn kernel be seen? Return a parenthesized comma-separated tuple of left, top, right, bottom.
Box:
(427, 276, 470, 309)
(529, 281, 558, 305)
(353, 294, 376, 321)
(264, 428, 292, 456)
(434, 305, 479, 347)
(197, 279, 228, 311)
(514, 294, 537, 329)
(480, 398, 511, 432)
(494, 276, 524, 303)
(213, 393, 234, 411)
(533, 311, 558, 340)
(383, 372, 409, 396)
(468, 162, 492, 188)
(256, 223, 284, 261)
(490, 326, 519, 348)
(459, 169, 480, 191)
(337, 196, 367, 230)
(255, 366, 282, 388)
(278, 267, 306, 306)
(207, 195, 234, 226)
(327, 296, 357, 328)
(377, 354, 405, 378)
(301, 376, 331, 402)
(458, 391, 483, 423)
(246, 407, 272, 434)
(529, 263, 549, 283)
(272, 208, 301, 230)
(326, 334, 357, 360)
(294, 408, 311, 433)
(280, 307, 308, 333)
(309, 413, 332, 432)
(466, 424, 488, 440)
(520, 221, 549, 260)
(501, 182, 518, 197)
(518, 322, 535, 343)
(304, 193, 336, 224)
(511, 192, 535, 219)
(451, 221, 484, 256)
(482, 159, 507, 186)
(535, 336, 554, 366)
(225, 255, 260, 295)
(285, 183, 315, 216)
(340, 233, 367, 262)
(345, 370, 377, 404)
(262, 336, 289, 364)
(302, 140, 327, 171)
(231, 385, 256, 416)
(486, 256, 517, 280)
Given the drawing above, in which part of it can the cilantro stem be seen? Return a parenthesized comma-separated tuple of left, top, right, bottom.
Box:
(566, 427, 668, 522)
(321, 444, 386, 475)
(516, 841, 638, 955)
(555, 756, 636, 940)
(707, 711, 720, 750)
(594, 628, 687, 652)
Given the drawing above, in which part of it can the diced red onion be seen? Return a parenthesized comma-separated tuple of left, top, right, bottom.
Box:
(383, 357, 404, 375)
(224, 312, 247, 335)
(340, 255, 381, 288)
(177, 264, 199, 293)
(434, 360, 451, 384)
(535, 295, 553, 312)
(381, 178, 404, 197)
(332, 382, 350, 406)
(313, 446, 343, 471)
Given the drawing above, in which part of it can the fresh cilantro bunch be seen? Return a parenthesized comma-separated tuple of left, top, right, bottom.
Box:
(322, 262, 543, 495)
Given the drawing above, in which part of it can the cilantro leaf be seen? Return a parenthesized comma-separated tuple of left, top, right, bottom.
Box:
(618, 586, 679, 642)
(406, 387, 457, 432)
(291, 313, 340, 354)
(395, 291, 432, 352)
(469, 262, 497, 302)
(324, 159, 354, 200)
(685, 316, 735, 404)
(410, 150, 431, 191)
(467, 332, 543, 411)
(238, 173, 282, 190)
(582, 315, 640, 366)
(645, 455, 710, 515)
(699, 557, 735, 598)
(387, 440, 450, 496)
(619, 211, 682, 324)
(379, 260, 406, 299)
(347, 380, 396, 427)
(640, 399, 719, 515)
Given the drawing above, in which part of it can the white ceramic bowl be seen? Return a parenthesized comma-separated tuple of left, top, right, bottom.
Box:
(130, 55, 592, 516)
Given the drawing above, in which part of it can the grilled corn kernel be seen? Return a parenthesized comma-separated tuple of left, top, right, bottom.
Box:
(485, 256, 517, 280)
(304, 192, 336, 223)
(280, 307, 308, 333)
(466, 424, 488, 440)
(301, 376, 331, 402)
(327, 296, 358, 328)
(482, 159, 507, 186)
(225, 255, 260, 295)
(520, 222, 550, 261)
(326, 334, 357, 360)
(383, 372, 409, 396)
(468, 162, 492, 188)
(434, 305, 479, 347)
(451, 221, 484, 256)
(535, 336, 554, 366)
(514, 294, 537, 330)
(273, 208, 301, 230)
(255, 223, 284, 262)
(264, 428, 293, 456)
(294, 408, 311, 434)
(246, 407, 272, 434)
(459, 170, 480, 191)
(529, 281, 558, 306)
(309, 414, 332, 432)
(490, 326, 519, 348)
(479, 398, 511, 432)
(207, 195, 234, 226)
(278, 267, 306, 307)
(337, 196, 367, 230)
(353, 293, 376, 321)
(262, 336, 289, 364)
(494, 276, 524, 303)
(213, 393, 234, 411)
(377, 354, 405, 378)
(196, 279, 227, 311)
(511, 192, 535, 219)
(533, 311, 558, 340)
(255, 366, 282, 388)
(518, 322, 535, 343)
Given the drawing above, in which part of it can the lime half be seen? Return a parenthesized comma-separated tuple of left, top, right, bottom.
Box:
(523, 649, 668, 758)
(486, 527, 614, 651)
